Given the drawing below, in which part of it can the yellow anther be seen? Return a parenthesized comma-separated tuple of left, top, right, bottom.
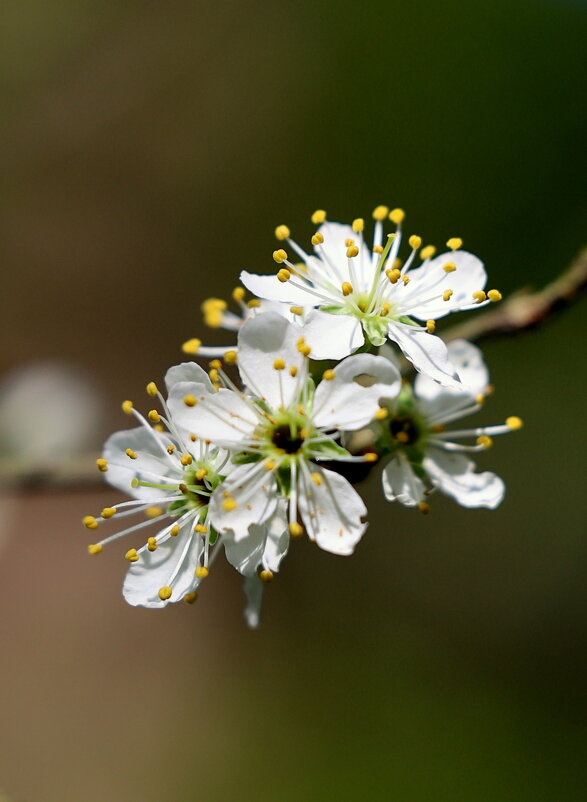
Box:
(96, 458, 108, 472)
(420, 245, 436, 260)
(158, 586, 172, 601)
(232, 286, 245, 303)
(204, 309, 223, 328)
(506, 416, 523, 430)
(311, 209, 327, 224)
(190, 434, 197, 441)
(297, 342, 311, 356)
(341, 281, 353, 296)
(289, 365, 298, 377)
(125, 548, 139, 562)
(195, 468, 208, 481)
(346, 245, 359, 258)
(260, 569, 274, 583)
(472, 291, 487, 303)
(289, 522, 304, 538)
(426, 320, 436, 334)
(299, 428, 308, 440)
(311, 472, 323, 486)
(183, 394, 197, 407)
(248, 299, 261, 308)
(147, 537, 158, 552)
(209, 368, 219, 383)
(87, 543, 102, 555)
(389, 208, 405, 224)
(402, 275, 410, 285)
(322, 369, 336, 381)
(273, 358, 286, 371)
(147, 409, 160, 423)
(275, 224, 290, 241)
(146, 381, 158, 397)
(311, 231, 324, 245)
(372, 205, 389, 221)
(195, 566, 209, 579)
(395, 432, 410, 444)
(364, 452, 379, 463)
(380, 301, 391, 316)
(431, 424, 445, 433)
(224, 350, 238, 365)
(122, 400, 134, 415)
(83, 515, 98, 530)
(182, 338, 201, 355)
(202, 298, 227, 313)
(476, 435, 493, 449)
(443, 289, 453, 301)
(167, 444, 175, 454)
(125, 448, 137, 460)
(180, 454, 193, 466)
(374, 407, 388, 421)
(409, 235, 422, 250)
(131, 478, 140, 488)
(264, 459, 276, 471)
(146, 506, 163, 518)
(222, 497, 237, 511)
(418, 501, 430, 515)
(447, 237, 463, 250)
(475, 394, 485, 405)
(277, 268, 290, 283)
(273, 249, 288, 264)
(373, 245, 384, 254)
(154, 424, 164, 432)
(101, 507, 116, 519)
(487, 289, 502, 302)
(443, 262, 457, 273)
(352, 218, 364, 232)
(345, 238, 355, 247)
(170, 524, 180, 536)
(194, 523, 208, 534)
(290, 306, 303, 316)
(386, 267, 401, 284)
(184, 591, 198, 604)
(393, 257, 402, 270)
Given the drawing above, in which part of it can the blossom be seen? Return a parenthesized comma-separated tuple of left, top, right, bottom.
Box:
(373, 340, 522, 510)
(167, 310, 401, 560)
(83, 362, 232, 608)
(240, 208, 503, 387)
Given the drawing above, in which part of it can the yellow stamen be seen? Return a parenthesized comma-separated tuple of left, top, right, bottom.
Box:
(446, 237, 462, 250)
(195, 468, 208, 480)
(409, 235, 422, 250)
(364, 452, 378, 463)
(184, 592, 198, 604)
(374, 407, 388, 421)
(264, 459, 276, 471)
(125, 548, 139, 562)
(487, 289, 502, 302)
(373, 245, 383, 254)
(289, 365, 298, 377)
(96, 458, 108, 472)
(346, 245, 359, 258)
(101, 507, 116, 519)
(476, 435, 493, 449)
(167, 444, 175, 454)
(222, 497, 237, 511)
(380, 301, 391, 316)
(386, 267, 401, 284)
(147, 410, 160, 423)
(311, 209, 327, 224)
(472, 291, 487, 303)
(352, 218, 364, 232)
(180, 454, 193, 466)
(275, 224, 290, 240)
(224, 350, 238, 365)
(273, 358, 286, 370)
(443, 262, 457, 273)
(195, 566, 209, 578)
(475, 394, 485, 405)
(311, 232, 324, 246)
(146, 381, 158, 397)
(418, 502, 430, 515)
(506, 416, 523, 430)
(248, 299, 261, 308)
(402, 275, 410, 285)
(88, 543, 102, 555)
(322, 369, 336, 381)
(122, 400, 134, 415)
(146, 506, 163, 518)
(232, 286, 245, 302)
(426, 320, 436, 334)
(260, 569, 274, 583)
(341, 281, 353, 296)
(158, 587, 172, 601)
(125, 448, 137, 460)
(421, 245, 436, 260)
(311, 472, 323, 485)
(273, 249, 287, 264)
(183, 394, 197, 407)
(372, 205, 389, 221)
(389, 208, 405, 224)
(170, 525, 180, 537)
(147, 537, 157, 552)
(395, 432, 410, 444)
(299, 428, 308, 440)
(182, 338, 201, 355)
(443, 289, 453, 301)
(194, 523, 208, 534)
(277, 268, 290, 283)
(83, 515, 98, 530)
(289, 522, 304, 537)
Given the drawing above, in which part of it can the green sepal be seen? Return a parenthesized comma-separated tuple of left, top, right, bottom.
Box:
(232, 451, 262, 465)
(362, 316, 388, 347)
(314, 438, 351, 459)
(320, 304, 349, 315)
(276, 463, 292, 496)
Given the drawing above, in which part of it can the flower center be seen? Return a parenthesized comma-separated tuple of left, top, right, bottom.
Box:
(271, 424, 305, 454)
(390, 416, 422, 446)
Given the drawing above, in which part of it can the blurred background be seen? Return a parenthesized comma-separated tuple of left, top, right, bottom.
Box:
(0, 0, 586, 799)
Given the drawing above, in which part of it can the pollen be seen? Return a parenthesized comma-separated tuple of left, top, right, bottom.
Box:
(101, 507, 116, 519)
(122, 400, 134, 415)
(87, 543, 103, 555)
(402, 275, 410, 285)
(290, 306, 303, 317)
(232, 286, 245, 303)
(277, 268, 290, 283)
(125, 548, 139, 562)
(273, 249, 288, 264)
(194, 523, 208, 534)
(487, 289, 502, 302)
(96, 458, 108, 472)
(195, 468, 208, 480)
(476, 435, 493, 449)
(83, 515, 99, 530)
(183, 592, 198, 604)
(322, 369, 336, 381)
(395, 432, 410, 444)
(297, 341, 311, 356)
(364, 452, 379, 463)
(345, 238, 355, 247)
(472, 291, 487, 303)
(224, 350, 238, 365)
(183, 394, 197, 407)
(373, 245, 384, 254)
(248, 299, 261, 308)
(264, 459, 276, 471)
(443, 289, 453, 301)
(180, 454, 193, 466)
(125, 448, 137, 460)
(273, 358, 286, 370)
(311, 472, 323, 485)
(260, 569, 274, 583)
(372, 205, 389, 221)
(147, 410, 160, 423)
(289, 522, 304, 537)
(443, 262, 457, 273)
(475, 394, 485, 405)
(426, 320, 436, 334)
(182, 338, 202, 355)
(311, 209, 327, 224)
(347, 245, 359, 259)
(506, 416, 523, 430)
(170, 525, 180, 536)
(418, 502, 430, 515)
(447, 237, 463, 250)
(386, 267, 401, 284)
(222, 497, 237, 511)
(409, 235, 422, 250)
(195, 566, 209, 579)
(380, 301, 391, 316)
(275, 224, 290, 240)
(352, 218, 364, 232)
(421, 245, 436, 260)
(167, 444, 175, 454)
(341, 281, 353, 296)
(146, 506, 163, 518)
(289, 365, 298, 377)
(209, 368, 219, 383)
(375, 407, 389, 421)
(147, 537, 158, 552)
(146, 381, 158, 397)
(158, 586, 172, 601)
(389, 208, 405, 224)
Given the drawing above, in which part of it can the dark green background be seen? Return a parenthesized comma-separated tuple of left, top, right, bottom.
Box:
(0, 1, 585, 800)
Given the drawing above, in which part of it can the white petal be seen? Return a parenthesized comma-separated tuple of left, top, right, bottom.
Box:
(302, 309, 365, 360)
(103, 427, 181, 501)
(313, 222, 356, 281)
(167, 383, 257, 447)
(387, 321, 461, 388)
(223, 501, 289, 576)
(237, 311, 304, 409)
(242, 575, 264, 629)
(123, 516, 203, 608)
(382, 455, 425, 506)
(208, 462, 279, 538)
(405, 250, 488, 320)
(164, 362, 213, 393)
(298, 464, 367, 556)
(424, 447, 505, 508)
(240, 271, 320, 306)
(313, 353, 401, 430)
(413, 339, 489, 415)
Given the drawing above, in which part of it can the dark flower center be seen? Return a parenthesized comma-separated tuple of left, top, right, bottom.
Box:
(272, 424, 304, 454)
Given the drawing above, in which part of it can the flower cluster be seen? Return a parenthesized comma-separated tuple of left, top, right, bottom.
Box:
(85, 206, 522, 626)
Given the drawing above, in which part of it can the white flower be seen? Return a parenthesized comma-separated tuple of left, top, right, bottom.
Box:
(167, 310, 401, 559)
(375, 339, 523, 511)
(240, 208, 503, 387)
(83, 362, 232, 608)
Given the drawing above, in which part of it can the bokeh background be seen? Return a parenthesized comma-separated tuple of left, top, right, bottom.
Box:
(0, 1, 586, 800)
